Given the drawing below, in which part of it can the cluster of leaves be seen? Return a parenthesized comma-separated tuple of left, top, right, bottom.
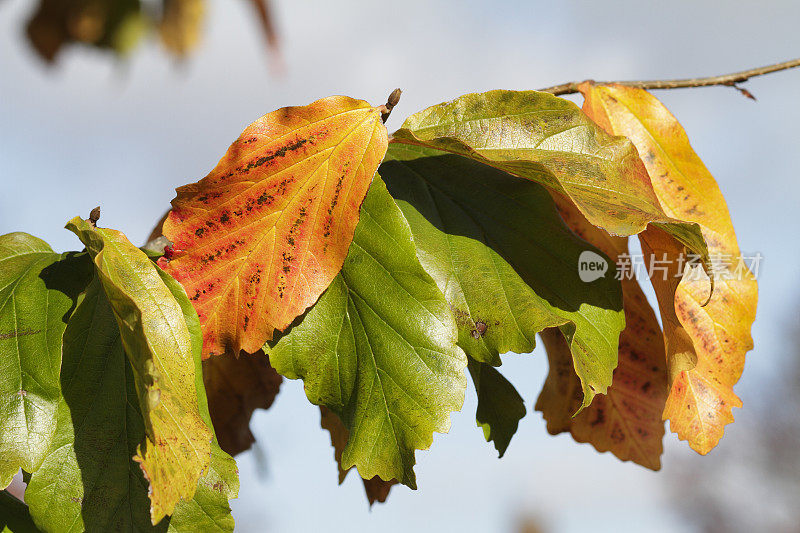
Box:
(24, 0, 277, 63)
(0, 85, 757, 530)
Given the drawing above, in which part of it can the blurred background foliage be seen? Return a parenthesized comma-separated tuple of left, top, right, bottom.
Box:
(25, 0, 277, 62)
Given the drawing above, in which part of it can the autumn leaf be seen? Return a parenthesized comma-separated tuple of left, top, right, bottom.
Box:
(0, 233, 91, 487)
(267, 176, 466, 488)
(25, 276, 155, 531)
(391, 90, 709, 262)
(319, 407, 397, 506)
(26, 274, 238, 531)
(578, 83, 758, 454)
(203, 350, 282, 456)
(158, 96, 388, 358)
(66, 217, 213, 524)
(534, 195, 668, 470)
(640, 227, 744, 454)
(381, 143, 624, 409)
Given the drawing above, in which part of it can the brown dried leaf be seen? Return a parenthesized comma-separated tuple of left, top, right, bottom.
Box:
(203, 350, 282, 456)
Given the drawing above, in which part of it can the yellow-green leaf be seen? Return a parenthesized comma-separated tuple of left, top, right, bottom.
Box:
(0, 233, 91, 487)
(66, 217, 212, 523)
(391, 89, 709, 263)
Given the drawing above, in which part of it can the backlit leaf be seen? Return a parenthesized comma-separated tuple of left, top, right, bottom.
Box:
(319, 407, 397, 505)
(535, 195, 668, 470)
(167, 445, 238, 532)
(159, 96, 388, 358)
(25, 276, 157, 531)
(66, 217, 212, 523)
(579, 84, 758, 454)
(0, 233, 90, 487)
(467, 358, 525, 458)
(381, 143, 625, 408)
(26, 275, 237, 531)
(203, 350, 282, 456)
(267, 176, 466, 488)
(391, 90, 709, 263)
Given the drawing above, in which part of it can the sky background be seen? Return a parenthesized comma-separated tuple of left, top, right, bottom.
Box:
(2, 1, 799, 532)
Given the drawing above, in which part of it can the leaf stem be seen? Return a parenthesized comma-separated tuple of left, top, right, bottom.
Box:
(538, 57, 800, 98)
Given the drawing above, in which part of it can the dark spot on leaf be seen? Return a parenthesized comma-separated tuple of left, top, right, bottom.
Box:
(0, 328, 41, 340)
(234, 138, 309, 177)
(470, 320, 488, 339)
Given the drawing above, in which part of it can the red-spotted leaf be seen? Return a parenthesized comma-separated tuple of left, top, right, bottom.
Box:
(579, 83, 758, 454)
(158, 96, 388, 358)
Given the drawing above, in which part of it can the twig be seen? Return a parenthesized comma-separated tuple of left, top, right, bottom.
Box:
(380, 88, 402, 123)
(538, 57, 800, 98)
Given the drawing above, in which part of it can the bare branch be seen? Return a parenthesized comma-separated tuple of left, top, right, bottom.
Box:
(538, 57, 800, 97)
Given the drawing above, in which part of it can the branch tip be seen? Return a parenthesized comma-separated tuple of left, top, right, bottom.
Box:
(89, 206, 101, 227)
(381, 88, 402, 123)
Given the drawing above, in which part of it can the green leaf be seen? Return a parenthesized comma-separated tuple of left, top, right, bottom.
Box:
(381, 144, 625, 408)
(65, 218, 213, 524)
(467, 358, 525, 458)
(25, 276, 156, 532)
(0, 233, 91, 487)
(26, 274, 237, 532)
(267, 175, 467, 488)
(392, 89, 709, 259)
(0, 490, 39, 532)
(167, 446, 237, 533)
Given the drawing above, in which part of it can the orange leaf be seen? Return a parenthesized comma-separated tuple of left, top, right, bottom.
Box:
(536, 195, 668, 470)
(579, 83, 758, 454)
(159, 96, 388, 358)
(203, 350, 282, 456)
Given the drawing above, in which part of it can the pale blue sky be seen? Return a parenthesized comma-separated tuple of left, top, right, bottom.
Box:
(1, 1, 799, 531)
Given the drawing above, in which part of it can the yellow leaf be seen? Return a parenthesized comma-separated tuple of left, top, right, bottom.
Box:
(579, 83, 758, 454)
